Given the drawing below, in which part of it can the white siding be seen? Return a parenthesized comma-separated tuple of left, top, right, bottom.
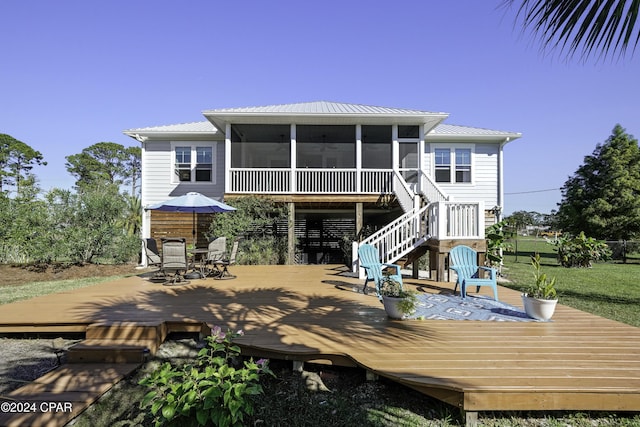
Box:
(141, 140, 225, 207)
(424, 143, 499, 207)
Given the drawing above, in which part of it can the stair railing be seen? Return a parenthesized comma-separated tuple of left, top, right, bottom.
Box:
(418, 170, 449, 203)
(392, 170, 417, 212)
(354, 204, 430, 275)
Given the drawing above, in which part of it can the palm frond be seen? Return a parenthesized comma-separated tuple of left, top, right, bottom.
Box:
(503, 0, 639, 60)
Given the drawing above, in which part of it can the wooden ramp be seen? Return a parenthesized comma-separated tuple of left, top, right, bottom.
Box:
(0, 264, 639, 426)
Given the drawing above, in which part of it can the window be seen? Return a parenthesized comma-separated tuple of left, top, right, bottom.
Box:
(173, 143, 215, 183)
(434, 147, 472, 183)
(195, 147, 212, 181)
(175, 146, 191, 182)
(455, 149, 471, 183)
(434, 149, 451, 182)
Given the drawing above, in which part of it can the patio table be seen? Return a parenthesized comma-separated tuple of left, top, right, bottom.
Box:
(188, 248, 211, 278)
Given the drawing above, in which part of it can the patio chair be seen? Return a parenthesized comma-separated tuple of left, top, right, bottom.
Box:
(205, 237, 226, 276)
(142, 238, 165, 280)
(357, 243, 403, 298)
(142, 238, 161, 266)
(160, 237, 190, 286)
(449, 245, 498, 300)
(211, 240, 238, 280)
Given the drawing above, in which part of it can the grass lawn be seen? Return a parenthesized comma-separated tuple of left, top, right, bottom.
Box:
(0, 275, 133, 305)
(500, 237, 640, 327)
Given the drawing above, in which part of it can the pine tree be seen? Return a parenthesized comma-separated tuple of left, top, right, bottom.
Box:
(557, 125, 640, 239)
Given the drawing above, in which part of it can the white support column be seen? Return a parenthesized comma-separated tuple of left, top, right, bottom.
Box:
(291, 124, 297, 193)
(497, 138, 509, 222)
(418, 125, 426, 198)
(392, 125, 399, 171)
(355, 124, 362, 193)
(225, 123, 232, 193)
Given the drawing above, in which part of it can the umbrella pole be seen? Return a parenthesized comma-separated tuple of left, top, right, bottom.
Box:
(192, 211, 196, 248)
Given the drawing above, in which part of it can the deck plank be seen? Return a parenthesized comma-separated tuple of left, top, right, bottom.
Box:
(0, 264, 639, 415)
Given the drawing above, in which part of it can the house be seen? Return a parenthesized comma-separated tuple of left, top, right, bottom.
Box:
(124, 101, 521, 278)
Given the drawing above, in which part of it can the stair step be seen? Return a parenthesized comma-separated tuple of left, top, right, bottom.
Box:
(86, 321, 167, 342)
(67, 339, 155, 363)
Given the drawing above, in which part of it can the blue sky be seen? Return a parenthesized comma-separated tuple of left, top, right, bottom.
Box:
(1, 0, 638, 215)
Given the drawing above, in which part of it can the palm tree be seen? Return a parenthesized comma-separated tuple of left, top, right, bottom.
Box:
(503, 0, 639, 60)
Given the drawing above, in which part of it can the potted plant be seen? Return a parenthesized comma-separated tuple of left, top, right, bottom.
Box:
(522, 254, 558, 321)
(378, 276, 418, 319)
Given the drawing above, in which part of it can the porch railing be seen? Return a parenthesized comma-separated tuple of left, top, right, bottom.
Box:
(229, 168, 393, 194)
(428, 200, 485, 240)
(230, 168, 291, 193)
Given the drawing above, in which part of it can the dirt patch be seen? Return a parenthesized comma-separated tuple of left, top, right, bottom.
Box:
(0, 263, 141, 287)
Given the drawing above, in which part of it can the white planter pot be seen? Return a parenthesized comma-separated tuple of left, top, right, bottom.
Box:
(522, 294, 558, 321)
(381, 296, 406, 319)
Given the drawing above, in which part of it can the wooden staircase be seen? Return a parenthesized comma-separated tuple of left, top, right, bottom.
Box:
(67, 321, 168, 363)
(356, 170, 486, 280)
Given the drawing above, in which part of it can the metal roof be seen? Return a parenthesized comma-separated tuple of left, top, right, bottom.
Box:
(123, 121, 221, 142)
(202, 101, 449, 130)
(123, 102, 520, 143)
(203, 101, 446, 116)
(427, 123, 521, 141)
(125, 120, 520, 142)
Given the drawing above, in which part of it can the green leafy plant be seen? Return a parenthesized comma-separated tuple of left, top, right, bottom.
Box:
(485, 220, 513, 268)
(140, 326, 274, 427)
(555, 231, 611, 268)
(526, 254, 557, 300)
(378, 276, 418, 316)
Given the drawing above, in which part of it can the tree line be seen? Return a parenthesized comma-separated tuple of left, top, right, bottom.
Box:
(0, 135, 141, 264)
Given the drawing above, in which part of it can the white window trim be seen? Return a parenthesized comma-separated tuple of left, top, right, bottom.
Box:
(430, 143, 474, 185)
(170, 141, 217, 185)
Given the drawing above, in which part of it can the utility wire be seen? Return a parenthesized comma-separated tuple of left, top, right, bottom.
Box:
(505, 188, 561, 195)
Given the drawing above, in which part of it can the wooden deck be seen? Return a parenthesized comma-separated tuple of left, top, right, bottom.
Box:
(1, 264, 639, 422)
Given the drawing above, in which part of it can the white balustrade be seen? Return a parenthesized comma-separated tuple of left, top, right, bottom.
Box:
(428, 201, 484, 240)
(229, 168, 396, 194)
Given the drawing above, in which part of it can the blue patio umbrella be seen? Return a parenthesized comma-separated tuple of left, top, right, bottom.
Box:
(146, 192, 236, 247)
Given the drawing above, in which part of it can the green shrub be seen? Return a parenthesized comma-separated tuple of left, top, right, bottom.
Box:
(140, 326, 274, 427)
(555, 231, 611, 268)
(237, 236, 287, 264)
(485, 220, 512, 268)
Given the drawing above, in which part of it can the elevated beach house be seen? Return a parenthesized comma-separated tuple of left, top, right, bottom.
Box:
(125, 101, 521, 278)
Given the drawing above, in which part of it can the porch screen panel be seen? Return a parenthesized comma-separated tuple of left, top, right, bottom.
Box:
(399, 142, 419, 183)
(296, 125, 355, 168)
(362, 125, 391, 169)
(230, 124, 290, 168)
